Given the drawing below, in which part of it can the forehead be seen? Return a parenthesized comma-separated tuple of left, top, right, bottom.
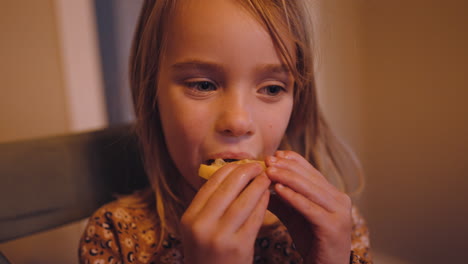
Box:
(163, 0, 293, 66)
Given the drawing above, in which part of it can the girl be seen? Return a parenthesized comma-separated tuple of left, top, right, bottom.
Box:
(79, 0, 372, 263)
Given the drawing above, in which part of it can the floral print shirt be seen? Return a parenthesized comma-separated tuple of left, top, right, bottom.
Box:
(79, 200, 372, 264)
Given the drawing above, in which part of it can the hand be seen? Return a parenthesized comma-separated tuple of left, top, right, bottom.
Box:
(265, 151, 353, 264)
(180, 162, 271, 264)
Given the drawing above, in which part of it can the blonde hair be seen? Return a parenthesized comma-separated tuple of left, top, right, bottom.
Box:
(129, 0, 364, 249)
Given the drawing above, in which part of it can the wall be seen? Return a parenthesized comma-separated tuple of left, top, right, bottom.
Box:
(315, 1, 410, 263)
(315, 0, 365, 159)
(0, 0, 107, 143)
(54, 0, 108, 132)
(93, 0, 143, 125)
(0, 0, 69, 143)
(0, 0, 107, 263)
(359, 0, 468, 263)
(316, 1, 468, 263)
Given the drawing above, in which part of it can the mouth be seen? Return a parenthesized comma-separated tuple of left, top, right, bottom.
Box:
(203, 158, 241, 165)
(203, 152, 256, 165)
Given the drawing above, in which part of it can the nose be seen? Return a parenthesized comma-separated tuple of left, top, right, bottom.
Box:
(215, 94, 254, 138)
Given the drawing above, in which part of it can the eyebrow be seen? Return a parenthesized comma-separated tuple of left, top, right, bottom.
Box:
(171, 60, 224, 75)
(255, 63, 290, 75)
(171, 59, 290, 76)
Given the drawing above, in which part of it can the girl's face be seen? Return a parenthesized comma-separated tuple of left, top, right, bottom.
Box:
(157, 0, 294, 189)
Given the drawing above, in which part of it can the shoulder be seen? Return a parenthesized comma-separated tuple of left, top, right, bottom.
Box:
(84, 195, 160, 246)
(350, 205, 373, 263)
(350, 206, 370, 248)
(351, 206, 367, 227)
(79, 195, 160, 263)
(89, 197, 157, 225)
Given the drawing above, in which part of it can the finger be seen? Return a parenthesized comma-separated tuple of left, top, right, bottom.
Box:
(196, 163, 264, 222)
(220, 172, 271, 232)
(266, 165, 337, 213)
(274, 150, 339, 192)
(267, 155, 312, 182)
(236, 188, 270, 239)
(267, 153, 343, 205)
(276, 150, 321, 177)
(269, 151, 328, 184)
(184, 163, 240, 219)
(274, 183, 328, 224)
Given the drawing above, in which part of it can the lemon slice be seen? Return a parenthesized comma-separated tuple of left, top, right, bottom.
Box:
(198, 158, 266, 180)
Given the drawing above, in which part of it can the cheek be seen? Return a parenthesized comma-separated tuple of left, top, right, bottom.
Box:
(158, 105, 201, 185)
(160, 103, 208, 156)
(158, 94, 213, 182)
(260, 104, 293, 154)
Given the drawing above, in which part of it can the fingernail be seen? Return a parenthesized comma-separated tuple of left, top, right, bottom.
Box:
(267, 166, 277, 173)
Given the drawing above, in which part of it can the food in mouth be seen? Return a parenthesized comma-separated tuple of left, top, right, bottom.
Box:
(198, 158, 266, 180)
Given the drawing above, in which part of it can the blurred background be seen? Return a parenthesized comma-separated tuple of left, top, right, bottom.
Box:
(0, 0, 467, 263)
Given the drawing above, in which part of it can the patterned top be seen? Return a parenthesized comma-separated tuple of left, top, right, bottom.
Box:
(79, 199, 372, 264)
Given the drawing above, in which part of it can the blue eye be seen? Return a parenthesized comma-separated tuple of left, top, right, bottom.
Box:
(187, 81, 217, 92)
(261, 85, 285, 96)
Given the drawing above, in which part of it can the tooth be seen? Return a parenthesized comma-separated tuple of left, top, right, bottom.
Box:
(213, 159, 225, 166)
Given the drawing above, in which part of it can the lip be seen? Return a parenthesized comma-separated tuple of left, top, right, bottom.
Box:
(205, 151, 256, 162)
